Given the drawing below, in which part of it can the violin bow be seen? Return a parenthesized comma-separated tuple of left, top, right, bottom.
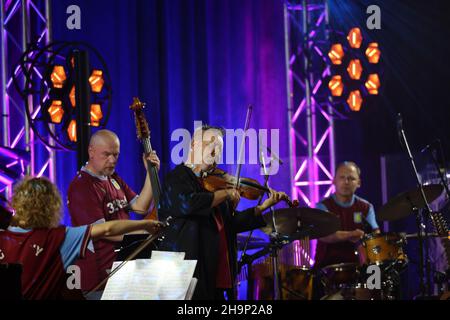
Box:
(234, 105, 253, 190)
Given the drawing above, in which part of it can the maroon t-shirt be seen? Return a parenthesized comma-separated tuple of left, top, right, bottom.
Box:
(67, 167, 137, 291)
(0, 226, 90, 299)
(314, 195, 371, 268)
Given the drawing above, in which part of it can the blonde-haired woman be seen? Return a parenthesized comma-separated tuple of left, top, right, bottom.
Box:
(0, 177, 162, 299)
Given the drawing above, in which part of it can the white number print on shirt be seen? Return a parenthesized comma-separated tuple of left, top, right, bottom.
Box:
(32, 244, 44, 256)
(106, 195, 129, 214)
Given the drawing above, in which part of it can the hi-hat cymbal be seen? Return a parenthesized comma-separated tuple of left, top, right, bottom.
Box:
(236, 234, 268, 250)
(404, 232, 444, 239)
(377, 184, 444, 221)
(261, 207, 340, 240)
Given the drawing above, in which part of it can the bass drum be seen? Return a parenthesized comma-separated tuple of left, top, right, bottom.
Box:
(321, 283, 383, 300)
(251, 259, 314, 300)
(320, 262, 360, 294)
(281, 266, 314, 300)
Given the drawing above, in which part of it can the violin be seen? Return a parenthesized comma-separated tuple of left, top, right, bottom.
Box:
(199, 167, 299, 208)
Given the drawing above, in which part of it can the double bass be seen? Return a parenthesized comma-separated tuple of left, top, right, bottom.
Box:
(130, 97, 162, 220)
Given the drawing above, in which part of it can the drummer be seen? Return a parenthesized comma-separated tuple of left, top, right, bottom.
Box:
(314, 161, 380, 269)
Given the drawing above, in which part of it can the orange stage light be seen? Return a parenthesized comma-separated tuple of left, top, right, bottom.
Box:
(328, 75, 344, 96)
(365, 74, 381, 95)
(89, 70, 104, 93)
(328, 43, 345, 65)
(347, 90, 363, 111)
(47, 100, 64, 123)
(50, 65, 66, 89)
(347, 59, 363, 80)
(365, 42, 381, 64)
(69, 86, 76, 107)
(90, 104, 103, 127)
(347, 27, 363, 49)
(67, 120, 77, 142)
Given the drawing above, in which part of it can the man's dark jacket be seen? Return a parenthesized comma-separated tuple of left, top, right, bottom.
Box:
(158, 164, 266, 300)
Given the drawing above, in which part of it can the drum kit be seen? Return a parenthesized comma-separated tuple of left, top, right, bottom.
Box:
(236, 184, 445, 300)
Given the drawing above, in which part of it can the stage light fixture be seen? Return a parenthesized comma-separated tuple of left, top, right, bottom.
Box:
(347, 27, 363, 49)
(328, 44, 345, 65)
(90, 104, 103, 127)
(328, 75, 344, 96)
(365, 42, 381, 64)
(347, 90, 363, 111)
(47, 100, 64, 123)
(69, 86, 76, 107)
(89, 70, 104, 93)
(365, 74, 381, 95)
(50, 65, 66, 89)
(67, 120, 77, 142)
(347, 59, 363, 80)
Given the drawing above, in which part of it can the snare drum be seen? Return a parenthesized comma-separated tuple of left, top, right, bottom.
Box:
(356, 232, 407, 269)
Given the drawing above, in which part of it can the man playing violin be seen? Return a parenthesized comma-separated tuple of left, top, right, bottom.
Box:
(315, 161, 380, 269)
(159, 124, 287, 300)
(67, 129, 160, 299)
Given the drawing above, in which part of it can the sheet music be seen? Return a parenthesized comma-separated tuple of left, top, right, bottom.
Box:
(185, 277, 198, 300)
(151, 250, 185, 261)
(101, 254, 196, 300)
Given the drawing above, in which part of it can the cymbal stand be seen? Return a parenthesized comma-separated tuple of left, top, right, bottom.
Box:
(260, 152, 285, 300)
(237, 151, 280, 299)
(397, 114, 434, 298)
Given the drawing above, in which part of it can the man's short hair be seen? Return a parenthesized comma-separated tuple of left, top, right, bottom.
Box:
(335, 161, 361, 177)
(200, 124, 225, 137)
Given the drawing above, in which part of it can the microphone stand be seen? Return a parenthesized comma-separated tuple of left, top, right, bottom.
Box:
(237, 148, 284, 300)
(237, 170, 269, 300)
(260, 151, 284, 300)
(422, 140, 449, 296)
(397, 113, 433, 298)
(423, 140, 450, 199)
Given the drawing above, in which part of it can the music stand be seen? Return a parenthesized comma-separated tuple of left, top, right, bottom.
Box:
(115, 233, 160, 261)
(0, 263, 22, 300)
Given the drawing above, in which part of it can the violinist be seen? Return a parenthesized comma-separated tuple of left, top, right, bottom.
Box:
(67, 129, 160, 299)
(159, 124, 288, 300)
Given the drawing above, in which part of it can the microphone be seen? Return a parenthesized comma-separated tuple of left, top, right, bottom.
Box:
(396, 113, 406, 149)
(420, 139, 440, 154)
(396, 113, 403, 134)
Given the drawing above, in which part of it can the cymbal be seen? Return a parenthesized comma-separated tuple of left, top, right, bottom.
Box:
(236, 234, 268, 250)
(377, 184, 444, 221)
(261, 207, 340, 240)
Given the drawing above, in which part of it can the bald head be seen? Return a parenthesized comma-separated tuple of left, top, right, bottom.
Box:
(89, 129, 120, 148)
(86, 129, 120, 176)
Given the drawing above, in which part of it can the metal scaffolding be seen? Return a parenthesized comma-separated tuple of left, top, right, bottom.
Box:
(284, 0, 337, 264)
(0, 0, 55, 196)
